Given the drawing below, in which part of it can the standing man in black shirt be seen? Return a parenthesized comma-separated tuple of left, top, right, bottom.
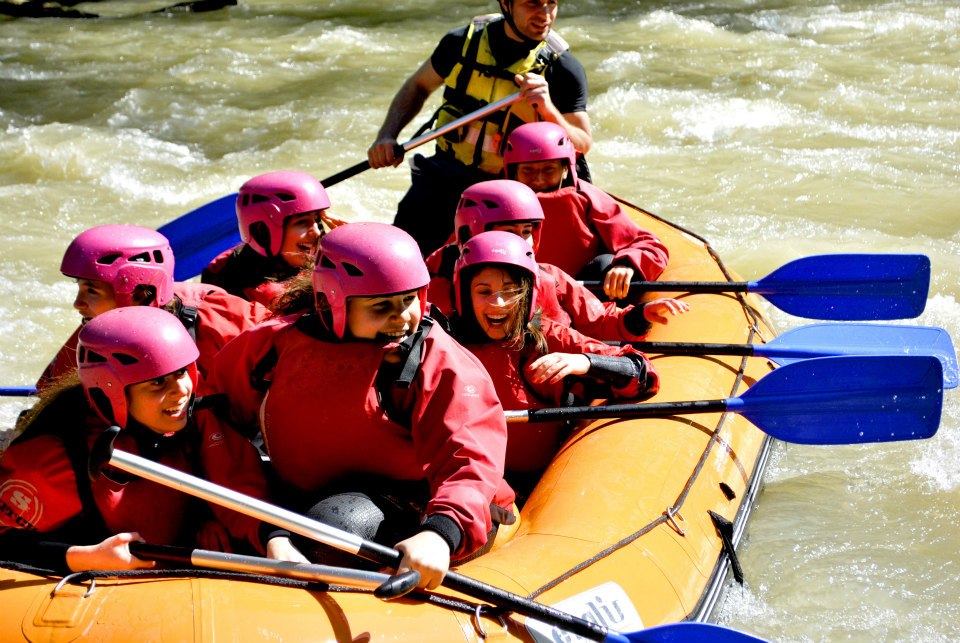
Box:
(368, 0, 592, 256)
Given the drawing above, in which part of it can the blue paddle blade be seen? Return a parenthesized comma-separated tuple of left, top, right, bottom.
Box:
(158, 192, 241, 281)
(0, 386, 36, 397)
(757, 323, 958, 389)
(610, 622, 768, 643)
(752, 254, 930, 320)
(728, 355, 943, 445)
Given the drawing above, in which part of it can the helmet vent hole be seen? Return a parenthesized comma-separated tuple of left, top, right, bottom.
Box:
(96, 253, 122, 266)
(251, 194, 270, 204)
(275, 192, 296, 202)
(480, 199, 500, 209)
(319, 254, 336, 270)
(83, 349, 108, 364)
(128, 252, 151, 264)
(112, 352, 140, 366)
(342, 262, 364, 277)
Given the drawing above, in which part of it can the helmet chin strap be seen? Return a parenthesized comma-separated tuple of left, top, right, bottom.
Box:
(499, 0, 542, 48)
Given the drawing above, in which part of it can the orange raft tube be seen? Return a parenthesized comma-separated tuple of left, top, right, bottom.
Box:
(0, 197, 776, 642)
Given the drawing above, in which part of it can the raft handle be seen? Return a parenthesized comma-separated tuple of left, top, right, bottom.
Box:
(52, 573, 96, 598)
(472, 603, 508, 639)
(664, 506, 686, 536)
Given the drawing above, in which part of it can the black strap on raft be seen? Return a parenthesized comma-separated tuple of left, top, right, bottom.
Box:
(708, 510, 744, 585)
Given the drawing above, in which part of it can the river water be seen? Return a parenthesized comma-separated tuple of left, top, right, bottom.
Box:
(0, 1, 957, 640)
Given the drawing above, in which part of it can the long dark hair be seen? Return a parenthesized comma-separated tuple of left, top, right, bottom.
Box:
(13, 374, 88, 443)
(454, 262, 546, 353)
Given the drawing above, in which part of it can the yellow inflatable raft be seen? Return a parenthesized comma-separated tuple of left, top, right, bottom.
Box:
(0, 198, 775, 642)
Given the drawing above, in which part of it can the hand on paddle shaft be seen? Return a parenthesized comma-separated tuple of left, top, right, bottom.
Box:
(89, 428, 768, 643)
(584, 253, 931, 321)
(505, 355, 944, 446)
(158, 93, 523, 281)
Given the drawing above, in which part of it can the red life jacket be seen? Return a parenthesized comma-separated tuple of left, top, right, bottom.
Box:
(0, 413, 196, 545)
(214, 314, 512, 555)
(174, 282, 270, 390)
(261, 330, 422, 493)
(461, 319, 659, 473)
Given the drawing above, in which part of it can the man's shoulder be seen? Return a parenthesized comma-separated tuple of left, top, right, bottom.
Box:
(552, 49, 586, 78)
(436, 23, 470, 51)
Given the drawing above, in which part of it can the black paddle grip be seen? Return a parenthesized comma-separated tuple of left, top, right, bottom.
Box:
(374, 570, 420, 600)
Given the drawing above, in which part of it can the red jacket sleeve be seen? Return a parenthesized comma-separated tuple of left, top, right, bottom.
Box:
(541, 318, 660, 401)
(579, 181, 669, 282)
(542, 263, 639, 341)
(403, 325, 510, 556)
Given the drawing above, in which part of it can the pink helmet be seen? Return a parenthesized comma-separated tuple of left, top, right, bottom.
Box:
(60, 225, 175, 308)
(503, 121, 578, 184)
(453, 230, 539, 322)
(454, 180, 544, 248)
(312, 222, 430, 339)
(237, 171, 331, 257)
(77, 307, 199, 428)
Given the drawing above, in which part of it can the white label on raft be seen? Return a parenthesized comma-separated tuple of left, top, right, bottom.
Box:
(525, 581, 644, 642)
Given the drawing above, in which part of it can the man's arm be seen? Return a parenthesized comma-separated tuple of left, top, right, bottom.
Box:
(514, 72, 593, 155)
(368, 59, 445, 168)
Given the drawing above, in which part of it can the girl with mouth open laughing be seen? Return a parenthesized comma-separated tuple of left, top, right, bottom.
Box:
(450, 231, 660, 495)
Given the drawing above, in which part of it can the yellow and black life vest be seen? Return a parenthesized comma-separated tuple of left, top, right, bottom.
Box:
(434, 15, 566, 175)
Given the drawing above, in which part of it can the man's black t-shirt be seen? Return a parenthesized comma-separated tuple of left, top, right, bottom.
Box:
(429, 20, 588, 116)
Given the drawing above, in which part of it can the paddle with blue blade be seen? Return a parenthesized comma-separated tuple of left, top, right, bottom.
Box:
(582, 253, 930, 320)
(505, 355, 944, 445)
(0, 386, 36, 397)
(160, 193, 240, 282)
(159, 92, 524, 281)
(89, 429, 768, 643)
(618, 323, 958, 389)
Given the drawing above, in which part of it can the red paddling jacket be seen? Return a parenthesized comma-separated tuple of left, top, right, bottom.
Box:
(210, 313, 512, 558)
(0, 391, 271, 572)
(535, 181, 669, 281)
(459, 318, 659, 473)
(37, 283, 270, 394)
